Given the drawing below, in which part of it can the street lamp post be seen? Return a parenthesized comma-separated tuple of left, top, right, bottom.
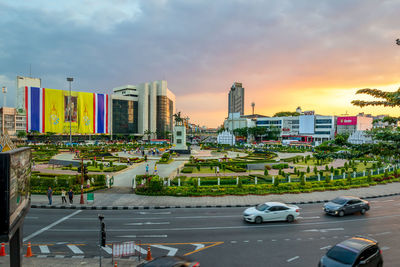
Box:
(2, 86, 7, 107)
(67, 77, 74, 146)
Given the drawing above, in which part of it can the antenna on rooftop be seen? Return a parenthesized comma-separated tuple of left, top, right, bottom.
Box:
(251, 102, 255, 115)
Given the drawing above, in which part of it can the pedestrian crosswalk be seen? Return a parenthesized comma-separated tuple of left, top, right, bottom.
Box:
(2, 242, 223, 258)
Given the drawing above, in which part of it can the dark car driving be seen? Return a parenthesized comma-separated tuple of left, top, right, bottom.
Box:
(319, 236, 383, 267)
(324, 196, 370, 217)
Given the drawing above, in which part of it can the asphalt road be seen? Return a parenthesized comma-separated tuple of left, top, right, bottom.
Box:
(17, 195, 400, 266)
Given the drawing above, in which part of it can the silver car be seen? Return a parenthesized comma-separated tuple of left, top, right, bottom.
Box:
(243, 202, 300, 223)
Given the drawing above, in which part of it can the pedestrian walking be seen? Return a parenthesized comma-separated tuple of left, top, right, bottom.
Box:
(61, 189, 67, 204)
(145, 164, 149, 175)
(216, 166, 220, 176)
(68, 188, 74, 204)
(154, 164, 158, 175)
(47, 186, 53, 205)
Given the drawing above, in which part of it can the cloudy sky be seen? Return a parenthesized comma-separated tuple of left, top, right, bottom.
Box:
(1, 0, 400, 127)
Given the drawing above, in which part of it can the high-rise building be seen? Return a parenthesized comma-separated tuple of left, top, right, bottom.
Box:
(228, 82, 244, 115)
(113, 80, 175, 139)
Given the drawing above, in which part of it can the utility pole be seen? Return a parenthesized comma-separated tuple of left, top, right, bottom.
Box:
(98, 214, 106, 267)
(80, 158, 84, 204)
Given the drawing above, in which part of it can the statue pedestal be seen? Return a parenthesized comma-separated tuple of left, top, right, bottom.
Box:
(170, 124, 191, 154)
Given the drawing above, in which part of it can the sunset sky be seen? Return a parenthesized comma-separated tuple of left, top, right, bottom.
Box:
(1, 0, 400, 127)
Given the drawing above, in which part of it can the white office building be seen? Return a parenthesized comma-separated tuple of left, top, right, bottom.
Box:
(113, 80, 175, 138)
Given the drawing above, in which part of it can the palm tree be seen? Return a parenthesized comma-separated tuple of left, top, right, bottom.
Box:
(143, 129, 152, 141)
(352, 88, 400, 107)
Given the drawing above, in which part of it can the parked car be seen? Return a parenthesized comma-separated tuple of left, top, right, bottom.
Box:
(319, 236, 383, 267)
(324, 196, 370, 217)
(243, 202, 300, 223)
(138, 256, 200, 267)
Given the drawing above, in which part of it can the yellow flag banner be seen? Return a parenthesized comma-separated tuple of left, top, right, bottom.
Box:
(44, 89, 64, 133)
(78, 92, 94, 134)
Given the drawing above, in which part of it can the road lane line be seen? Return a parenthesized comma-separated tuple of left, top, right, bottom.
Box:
(68, 245, 84, 254)
(26, 217, 39, 219)
(55, 255, 65, 258)
(102, 246, 112, 254)
(124, 222, 170, 226)
(151, 245, 178, 256)
(381, 246, 390, 251)
(139, 212, 171, 215)
(37, 255, 47, 258)
(303, 228, 344, 233)
(320, 246, 331, 250)
(39, 245, 50, 253)
(298, 216, 320, 219)
(287, 256, 299, 262)
(23, 210, 82, 242)
(117, 235, 168, 238)
(72, 255, 84, 259)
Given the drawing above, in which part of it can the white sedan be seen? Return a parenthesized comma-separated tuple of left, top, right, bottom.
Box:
(243, 202, 300, 223)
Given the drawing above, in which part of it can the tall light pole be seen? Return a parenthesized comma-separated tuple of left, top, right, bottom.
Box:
(67, 77, 73, 145)
(2, 86, 7, 107)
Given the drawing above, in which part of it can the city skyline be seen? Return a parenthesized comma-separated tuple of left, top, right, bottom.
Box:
(1, 1, 400, 127)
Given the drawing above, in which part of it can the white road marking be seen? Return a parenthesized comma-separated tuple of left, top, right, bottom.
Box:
(257, 240, 263, 242)
(124, 222, 170, 226)
(231, 241, 237, 243)
(320, 245, 332, 250)
(39, 245, 50, 253)
(381, 246, 390, 251)
(297, 216, 320, 219)
(308, 238, 314, 240)
(23, 210, 82, 242)
(72, 255, 84, 259)
(271, 239, 276, 242)
(102, 246, 112, 254)
(139, 212, 171, 215)
(303, 228, 344, 233)
(284, 239, 290, 241)
(243, 240, 249, 243)
(287, 256, 299, 262)
(67, 245, 84, 254)
(192, 244, 205, 250)
(374, 232, 391, 236)
(37, 255, 47, 258)
(26, 217, 39, 219)
(296, 238, 302, 241)
(56, 242, 68, 245)
(320, 237, 326, 239)
(151, 245, 178, 256)
(117, 235, 168, 238)
(333, 236, 338, 239)
(55, 255, 65, 258)
(134, 245, 147, 254)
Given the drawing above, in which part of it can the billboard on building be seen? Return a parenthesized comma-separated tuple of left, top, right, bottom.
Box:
(337, 116, 357, 126)
(299, 115, 315, 134)
(24, 87, 108, 134)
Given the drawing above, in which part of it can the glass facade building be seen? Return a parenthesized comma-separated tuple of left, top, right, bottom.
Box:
(112, 99, 138, 135)
(157, 96, 174, 138)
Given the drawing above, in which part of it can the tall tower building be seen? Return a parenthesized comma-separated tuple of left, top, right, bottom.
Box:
(228, 82, 244, 115)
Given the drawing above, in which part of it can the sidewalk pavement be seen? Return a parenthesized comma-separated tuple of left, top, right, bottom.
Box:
(0, 256, 144, 267)
(31, 182, 400, 210)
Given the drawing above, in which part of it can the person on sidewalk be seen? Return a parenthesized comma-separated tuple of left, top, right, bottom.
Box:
(47, 187, 53, 205)
(145, 164, 149, 175)
(61, 189, 67, 204)
(68, 188, 74, 204)
(154, 164, 158, 175)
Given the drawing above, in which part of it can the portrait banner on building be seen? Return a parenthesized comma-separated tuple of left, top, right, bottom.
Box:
(25, 87, 108, 134)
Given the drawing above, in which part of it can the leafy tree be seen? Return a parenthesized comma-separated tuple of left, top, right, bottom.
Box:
(264, 169, 268, 176)
(313, 166, 318, 175)
(333, 133, 349, 146)
(17, 131, 27, 139)
(330, 166, 334, 173)
(307, 166, 310, 173)
(300, 173, 306, 186)
(273, 111, 300, 117)
(274, 176, 280, 186)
